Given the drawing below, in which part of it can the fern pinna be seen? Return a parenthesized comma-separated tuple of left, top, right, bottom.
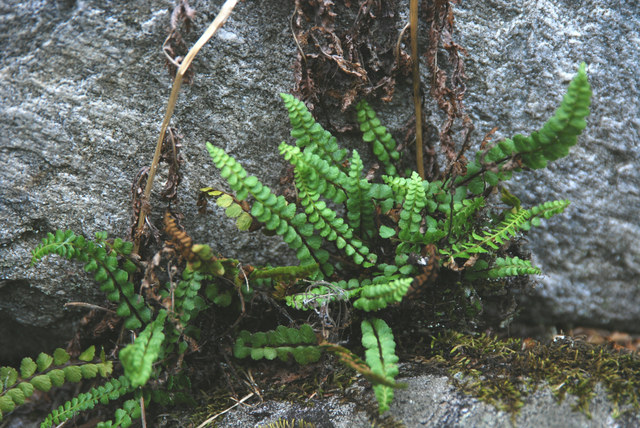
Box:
(0, 346, 112, 423)
(206, 64, 591, 413)
(31, 230, 149, 330)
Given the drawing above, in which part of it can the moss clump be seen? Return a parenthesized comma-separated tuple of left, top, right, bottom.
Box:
(259, 418, 316, 428)
(428, 331, 640, 417)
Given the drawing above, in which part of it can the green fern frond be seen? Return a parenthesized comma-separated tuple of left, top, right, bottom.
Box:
(344, 150, 376, 239)
(119, 310, 167, 388)
(443, 199, 570, 259)
(40, 376, 132, 428)
(443, 208, 531, 259)
(30, 229, 83, 264)
(200, 187, 253, 231)
(206, 142, 328, 276)
(521, 199, 571, 230)
(465, 256, 542, 280)
(0, 347, 112, 422)
(515, 62, 592, 169)
(233, 324, 322, 365)
(396, 172, 427, 255)
(457, 63, 591, 195)
(356, 100, 400, 176)
(32, 231, 149, 330)
(353, 278, 413, 311)
(280, 93, 347, 166)
(361, 318, 400, 413)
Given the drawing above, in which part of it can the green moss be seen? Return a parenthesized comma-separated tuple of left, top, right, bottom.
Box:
(429, 331, 640, 417)
(259, 418, 316, 428)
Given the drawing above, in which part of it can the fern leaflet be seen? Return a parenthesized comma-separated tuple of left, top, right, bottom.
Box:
(465, 256, 542, 280)
(361, 318, 400, 413)
(119, 310, 167, 388)
(233, 324, 321, 365)
(356, 100, 400, 175)
(40, 376, 132, 428)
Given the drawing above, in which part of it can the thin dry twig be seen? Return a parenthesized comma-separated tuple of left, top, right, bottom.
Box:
(140, 395, 147, 428)
(133, 0, 240, 253)
(195, 393, 255, 428)
(64, 302, 116, 314)
(410, 0, 425, 179)
(395, 21, 410, 65)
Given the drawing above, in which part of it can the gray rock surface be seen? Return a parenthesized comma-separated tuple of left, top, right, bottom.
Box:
(0, 0, 639, 426)
(214, 372, 639, 427)
(451, 0, 640, 332)
(0, 0, 638, 374)
(0, 0, 297, 362)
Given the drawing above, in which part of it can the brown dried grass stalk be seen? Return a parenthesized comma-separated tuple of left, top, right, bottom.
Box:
(134, 0, 240, 253)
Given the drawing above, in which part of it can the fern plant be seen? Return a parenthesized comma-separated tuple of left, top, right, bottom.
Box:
(15, 64, 590, 422)
(12, 211, 324, 425)
(360, 318, 400, 413)
(0, 346, 112, 422)
(205, 64, 591, 413)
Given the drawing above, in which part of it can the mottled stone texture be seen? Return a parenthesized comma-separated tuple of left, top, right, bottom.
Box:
(215, 374, 639, 428)
(451, 0, 640, 330)
(0, 0, 297, 362)
(0, 0, 638, 364)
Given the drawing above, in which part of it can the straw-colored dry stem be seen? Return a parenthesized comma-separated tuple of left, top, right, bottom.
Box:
(410, 0, 425, 179)
(133, 0, 240, 253)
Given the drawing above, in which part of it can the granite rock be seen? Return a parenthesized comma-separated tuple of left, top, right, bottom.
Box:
(0, 0, 298, 362)
(213, 373, 639, 428)
(451, 0, 640, 330)
(0, 0, 638, 363)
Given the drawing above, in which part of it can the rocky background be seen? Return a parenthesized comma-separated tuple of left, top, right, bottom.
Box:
(214, 373, 640, 428)
(456, 0, 640, 337)
(0, 0, 638, 424)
